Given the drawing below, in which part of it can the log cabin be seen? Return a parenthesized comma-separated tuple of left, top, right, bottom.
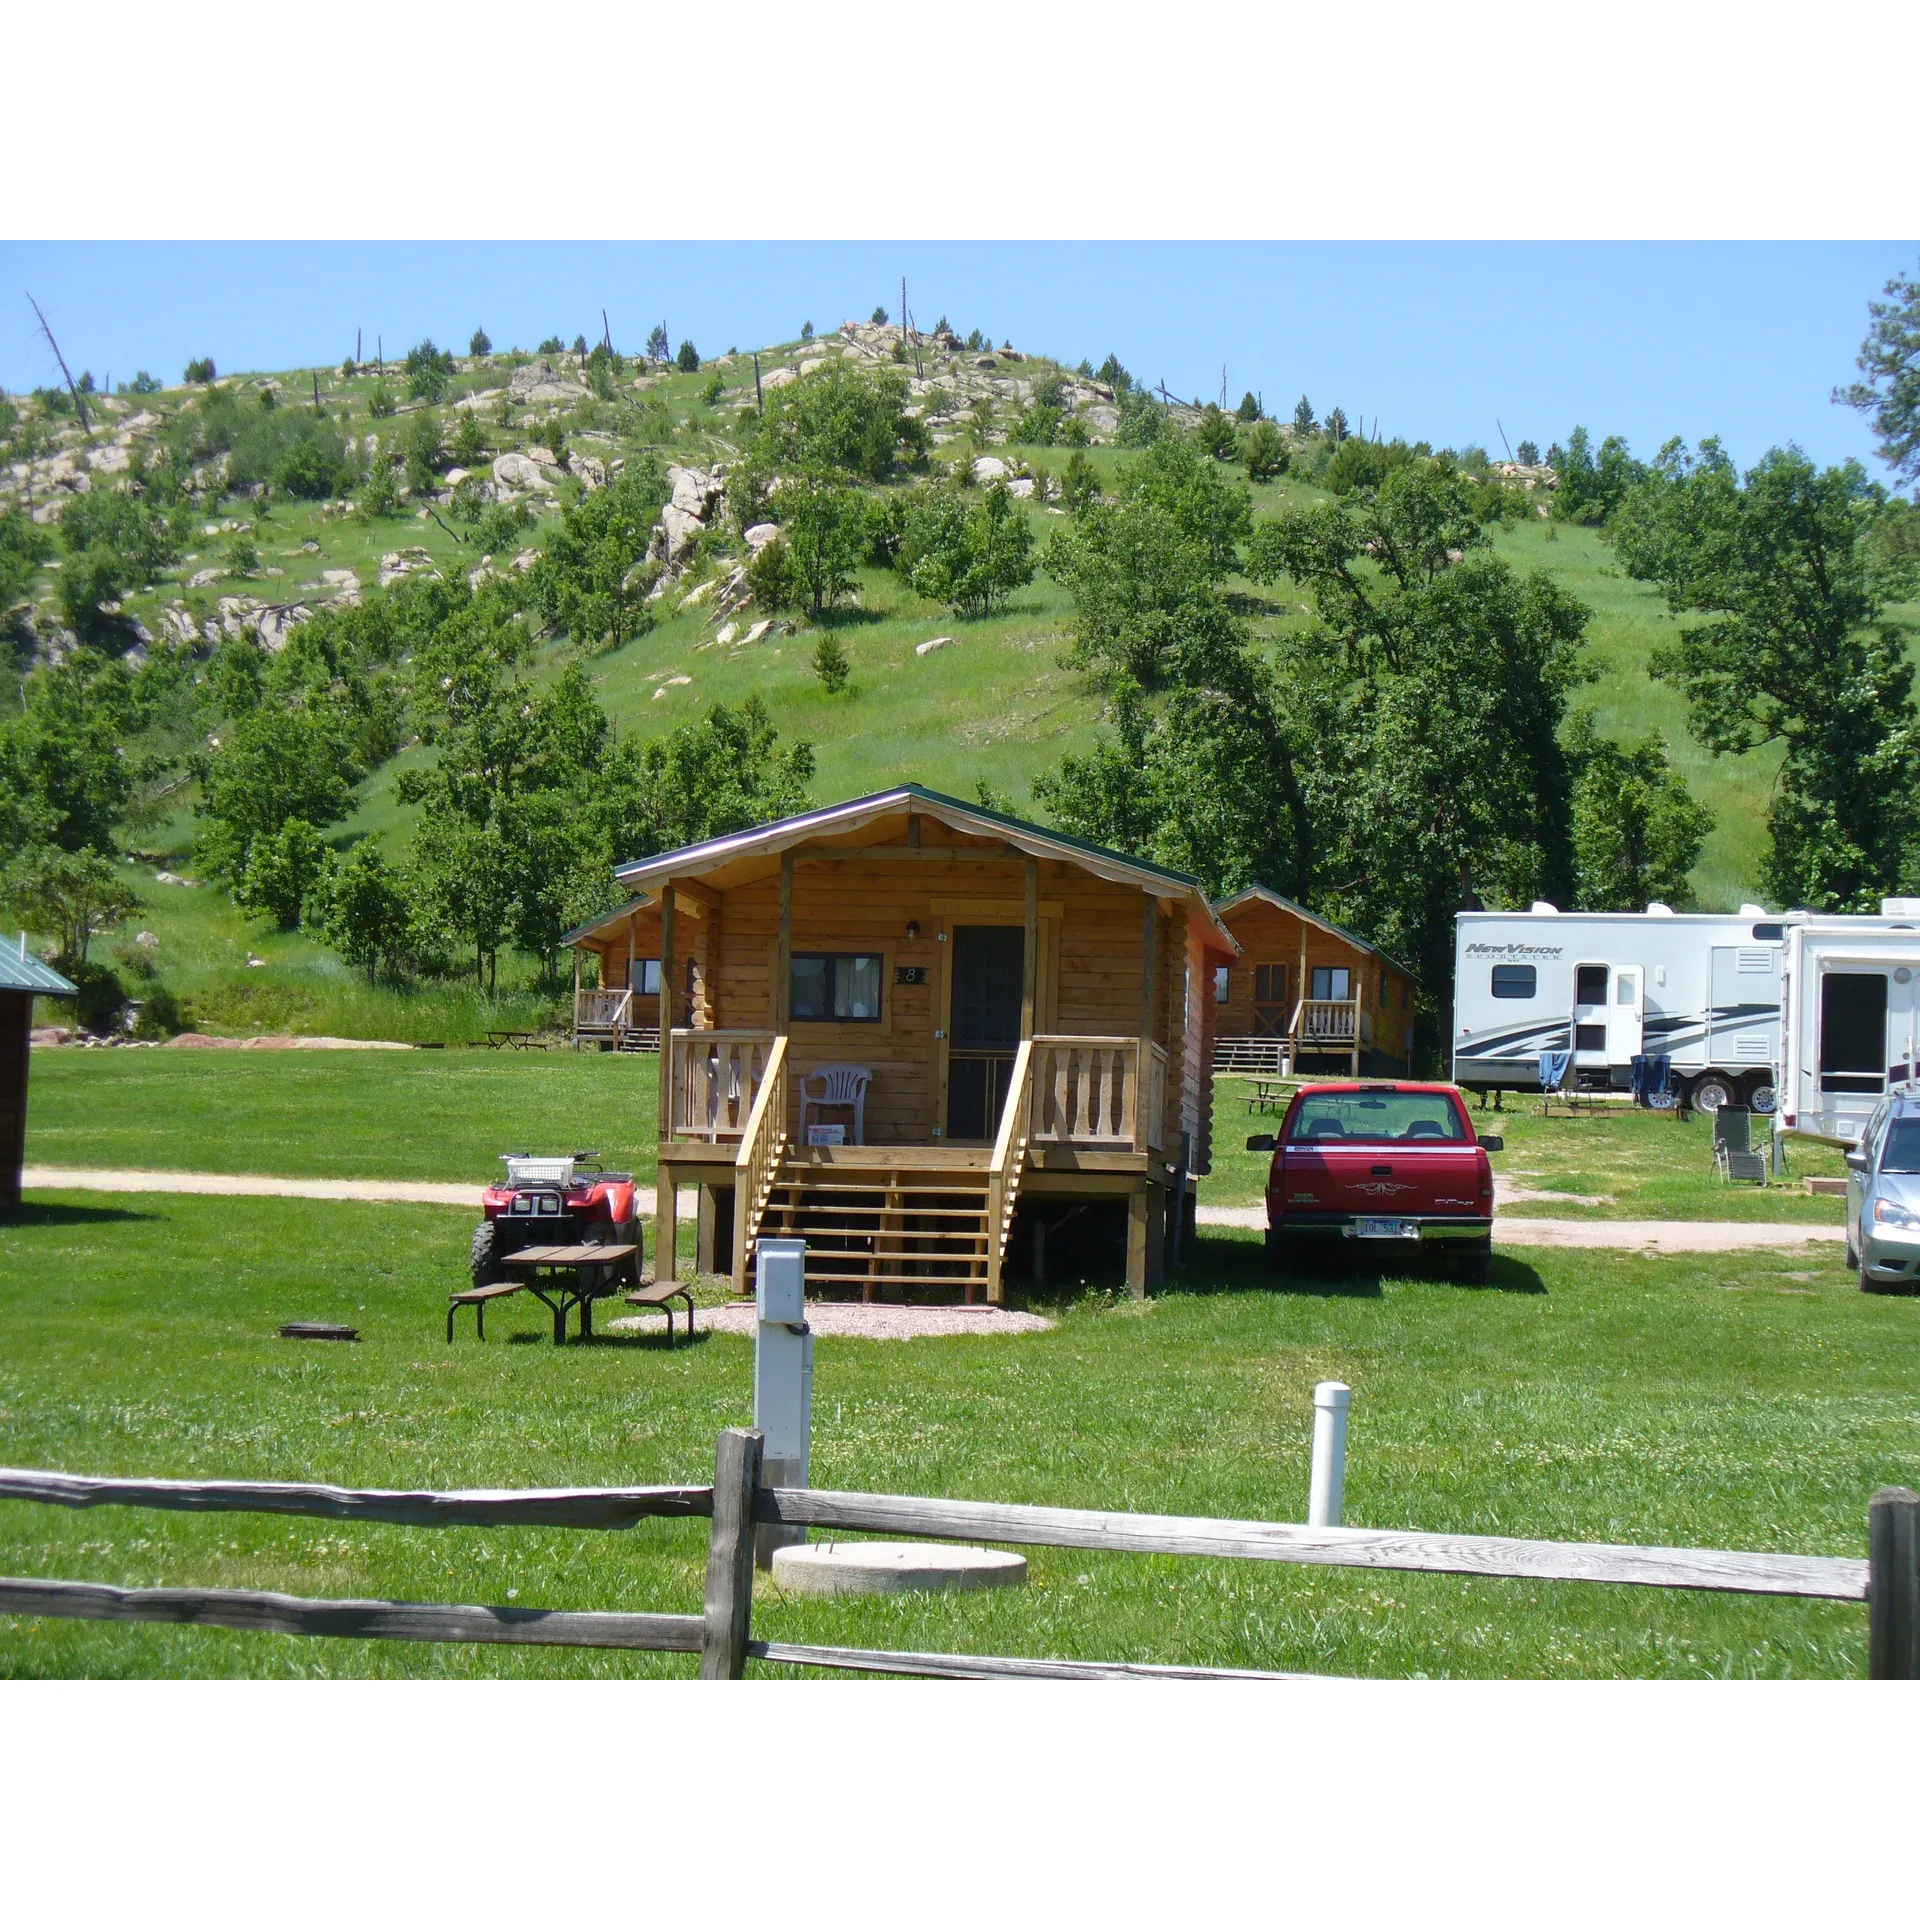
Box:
(1211, 886, 1416, 1077)
(0, 940, 75, 1212)
(562, 785, 1240, 1301)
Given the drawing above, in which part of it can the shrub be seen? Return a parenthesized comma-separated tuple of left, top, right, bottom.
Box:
(1060, 450, 1102, 514)
(366, 381, 397, 420)
(234, 817, 329, 930)
(404, 339, 456, 403)
(746, 535, 792, 612)
(357, 460, 402, 519)
(800, 321, 814, 342)
(402, 410, 445, 492)
(898, 482, 1037, 618)
(676, 339, 700, 373)
(1058, 414, 1089, 448)
(184, 357, 216, 385)
(225, 534, 259, 578)
(966, 330, 984, 352)
(450, 475, 490, 522)
(57, 545, 133, 637)
(1516, 439, 1541, 466)
(1235, 392, 1261, 423)
(870, 305, 891, 326)
(538, 335, 565, 355)
(572, 334, 587, 356)
(450, 410, 486, 469)
(131, 982, 191, 1039)
(128, 371, 161, 396)
(1010, 403, 1062, 447)
(702, 371, 724, 407)
(812, 629, 850, 693)
(1323, 436, 1413, 496)
(470, 327, 492, 357)
(69, 959, 131, 1035)
(1242, 419, 1290, 481)
(476, 498, 534, 553)
(645, 323, 669, 362)
(1193, 404, 1237, 461)
(1115, 389, 1163, 447)
(341, 357, 356, 379)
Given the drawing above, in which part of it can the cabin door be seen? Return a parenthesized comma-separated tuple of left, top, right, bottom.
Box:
(944, 925, 1025, 1142)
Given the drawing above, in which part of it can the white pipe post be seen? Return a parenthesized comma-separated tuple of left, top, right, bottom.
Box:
(753, 1238, 812, 1569)
(1309, 1380, 1351, 1528)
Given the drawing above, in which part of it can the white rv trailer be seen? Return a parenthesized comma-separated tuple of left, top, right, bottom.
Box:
(1455, 901, 1920, 1117)
(1778, 906, 1920, 1145)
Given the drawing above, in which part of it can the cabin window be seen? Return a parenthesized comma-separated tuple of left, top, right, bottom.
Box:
(1490, 965, 1536, 999)
(1378, 971, 1388, 1009)
(1214, 965, 1230, 1005)
(791, 953, 883, 1022)
(629, 958, 661, 997)
(1311, 966, 1352, 1003)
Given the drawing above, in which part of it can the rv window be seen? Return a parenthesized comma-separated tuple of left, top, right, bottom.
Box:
(1575, 1023, 1607, 1051)
(1752, 924, 1785, 942)
(1574, 965, 1608, 1005)
(1491, 964, 1536, 999)
(1819, 971, 1888, 1094)
(1615, 975, 1637, 1006)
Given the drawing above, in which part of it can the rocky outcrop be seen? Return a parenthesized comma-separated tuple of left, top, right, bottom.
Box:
(379, 547, 437, 589)
(492, 452, 554, 492)
(508, 361, 589, 408)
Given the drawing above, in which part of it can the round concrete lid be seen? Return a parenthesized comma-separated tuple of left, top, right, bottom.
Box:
(770, 1540, 1028, 1596)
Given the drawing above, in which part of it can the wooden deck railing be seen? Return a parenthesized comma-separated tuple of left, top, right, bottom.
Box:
(1030, 1036, 1167, 1151)
(731, 1035, 789, 1288)
(1292, 998, 1359, 1046)
(1, 1446, 1911, 1681)
(575, 987, 631, 1033)
(985, 1040, 1033, 1303)
(668, 1029, 776, 1142)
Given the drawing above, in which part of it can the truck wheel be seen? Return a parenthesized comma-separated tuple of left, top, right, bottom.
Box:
(1689, 1073, 1736, 1115)
(470, 1218, 501, 1287)
(1749, 1082, 1778, 1116)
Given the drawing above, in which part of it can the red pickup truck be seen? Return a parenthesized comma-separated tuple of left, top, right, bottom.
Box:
(1249, 1082, 1501, 1282)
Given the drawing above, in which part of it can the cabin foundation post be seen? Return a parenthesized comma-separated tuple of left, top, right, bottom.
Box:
(696, 1184, 719, 1274)
(1126, 1187, 1150, 1300)
(655, 1169, 676, 1283)
(571, 948, 581, 1049)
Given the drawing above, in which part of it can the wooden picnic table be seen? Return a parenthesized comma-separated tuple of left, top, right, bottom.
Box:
(498, 1242, 642, 1344)
(1243, 1077, 1289, 1116)
(482, 1030, 549, 1051)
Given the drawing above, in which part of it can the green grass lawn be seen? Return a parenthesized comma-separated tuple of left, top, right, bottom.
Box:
(0, 1189, 1908, 1678)
(25, 1047, 661, 1185)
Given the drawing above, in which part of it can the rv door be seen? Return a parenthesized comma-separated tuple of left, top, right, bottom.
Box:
(1571, 961, 1610, 1070)
(1610, 964, 1644, 1066)
(1819, 968, 1889, 1098)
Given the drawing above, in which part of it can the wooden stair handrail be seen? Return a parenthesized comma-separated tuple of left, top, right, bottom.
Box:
(985, 1040, 1033, 1303)
(731, 1034, 789, 1289)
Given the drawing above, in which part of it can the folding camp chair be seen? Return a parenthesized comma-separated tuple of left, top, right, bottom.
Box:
(1713, 1106, 1768, 1184)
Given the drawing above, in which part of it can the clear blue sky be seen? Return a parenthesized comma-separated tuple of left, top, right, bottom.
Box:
(3, 241, 1914, 475)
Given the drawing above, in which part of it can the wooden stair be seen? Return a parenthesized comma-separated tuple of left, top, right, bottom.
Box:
(753, 1161, 995, 1292)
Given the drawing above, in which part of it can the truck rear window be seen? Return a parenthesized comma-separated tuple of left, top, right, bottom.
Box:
(1289, 1091, 1468, 1144)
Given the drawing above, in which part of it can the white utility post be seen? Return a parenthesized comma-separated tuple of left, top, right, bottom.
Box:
(1308, 1380, 1351, 1528)
(753, 1239, 813, 1569)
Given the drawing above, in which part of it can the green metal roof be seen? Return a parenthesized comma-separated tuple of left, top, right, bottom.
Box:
(0, 938, 76, 996)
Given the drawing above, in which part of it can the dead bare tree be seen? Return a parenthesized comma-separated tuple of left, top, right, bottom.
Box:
(26, 293, 90, 434)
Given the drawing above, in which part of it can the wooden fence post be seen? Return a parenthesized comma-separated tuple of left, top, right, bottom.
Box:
(699, 1428, 763, 1678)
(1868, 1486, 1919, 1679)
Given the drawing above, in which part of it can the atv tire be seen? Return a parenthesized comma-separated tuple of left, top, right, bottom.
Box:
(471, 1218, 503, 1288)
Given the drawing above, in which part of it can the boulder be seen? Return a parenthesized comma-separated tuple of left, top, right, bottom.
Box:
(508, 362, 589, 407)
(667, 464, 726, 519)
(135, 929, 159, 950)
(743, 521, 781, 552)
(653, 504, 704, 563)
(715, 622, 738, 647)
(88, 444, 130, 474)
(915, 635, 955, 656)
(680, 578, 719, 609)
(452, 387, 504, 413)
(974, 356, 998, 370)
(567, 452, 606, 488)
(492, 452, 553, 492)
(444, 467, 470, 487)
(1007, 477, 1035, 499)
(124, 410, 163, 433)
(761, 366, 797, 391)
(188, 567, 222, 590)
(972, 455, 1010, 483)
(255, 604, 314, 653)
(378, 547, 436, 589)
(512, 547, 540, 572)
(744, 618, 774, 645)
(216, 595, 264, 637)
(528, 445, 560, 469)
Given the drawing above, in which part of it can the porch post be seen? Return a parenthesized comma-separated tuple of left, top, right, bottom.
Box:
(657, 890, 676, 1142)
(1021, 858, 1038, 1040)
(571, 946, 581, 1050)
(776, 852, 794, 1032)
(1135, 895, 1157, 1145)
(627, 913, 637, 1039)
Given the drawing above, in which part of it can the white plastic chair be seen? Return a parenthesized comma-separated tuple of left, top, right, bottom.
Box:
(799, 1065, 873, 1144)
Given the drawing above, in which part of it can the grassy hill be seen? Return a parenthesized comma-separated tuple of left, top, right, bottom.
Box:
(8, 320, 1870, 1039)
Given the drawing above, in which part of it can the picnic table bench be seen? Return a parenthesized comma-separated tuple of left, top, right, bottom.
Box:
(621, 1278, 695, 1348)
(1243, 1077, 1288, 1116)
(481, 1030, 548, 1051)
(446, 1281, 525, 1343)
(495, 1242, 642, 1344)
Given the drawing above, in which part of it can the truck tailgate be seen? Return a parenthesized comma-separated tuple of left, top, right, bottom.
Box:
(1280, 1144, 1486, 1215)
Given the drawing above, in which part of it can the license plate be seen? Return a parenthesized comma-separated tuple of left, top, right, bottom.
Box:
(1353, 1218, 1418, 1240)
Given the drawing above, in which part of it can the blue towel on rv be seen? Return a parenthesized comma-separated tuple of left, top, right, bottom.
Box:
(1538, 1049, 1574, 1091)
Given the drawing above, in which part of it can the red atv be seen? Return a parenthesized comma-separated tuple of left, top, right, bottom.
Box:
(471, 1152, 643, 1286)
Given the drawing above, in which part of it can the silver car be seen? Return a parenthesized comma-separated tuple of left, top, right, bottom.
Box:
(1845, 1093, 1920, 1294)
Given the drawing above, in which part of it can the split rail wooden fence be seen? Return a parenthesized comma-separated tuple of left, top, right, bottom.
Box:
(1, 1433, 1914, 1680)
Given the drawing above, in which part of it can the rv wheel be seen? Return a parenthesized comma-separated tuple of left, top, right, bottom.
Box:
(1749, 1083, 1778, 1116)
(1689, 1073, 1736, 1115)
